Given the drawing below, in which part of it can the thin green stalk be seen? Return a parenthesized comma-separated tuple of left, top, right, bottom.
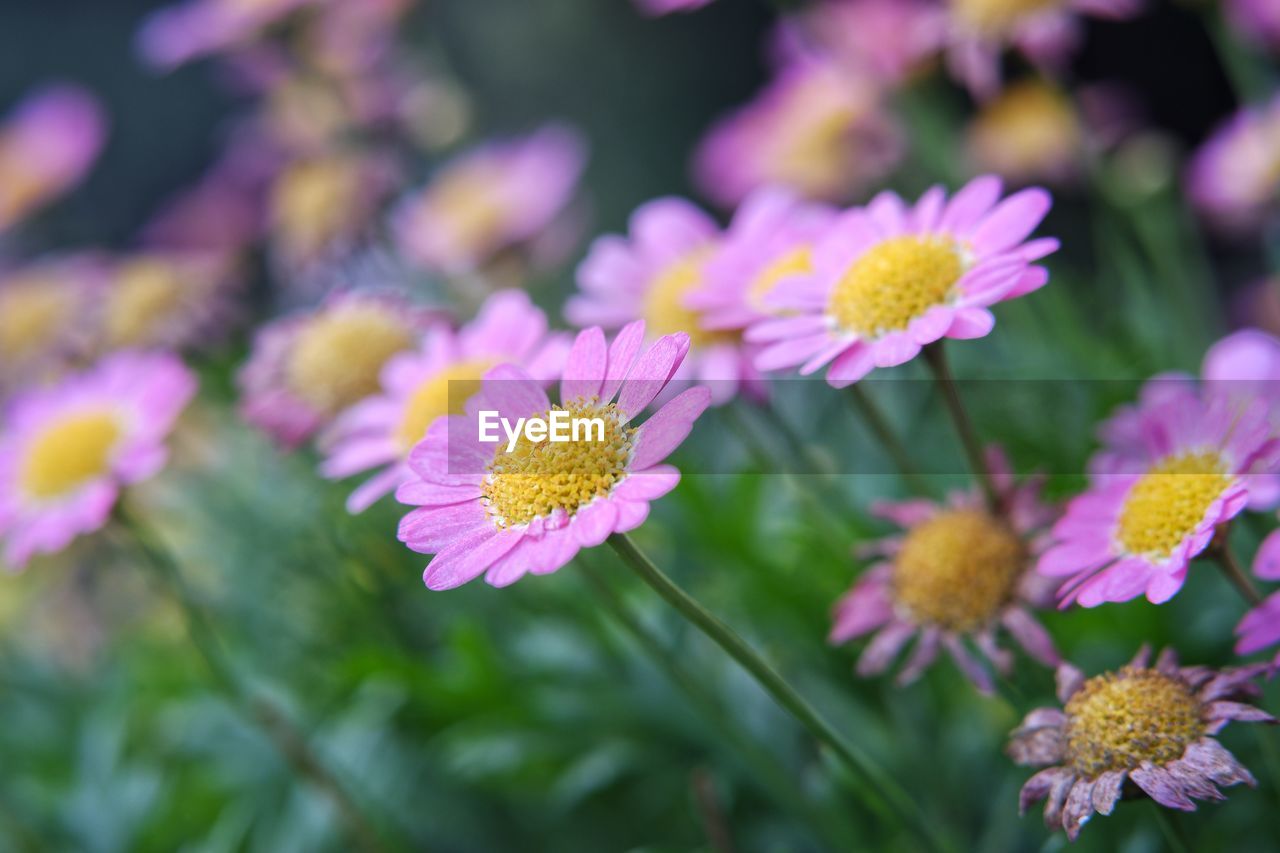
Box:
(922, 343, 999, 513)
(1149, 802, 1191, 853)
(607, 533, 950, 853)
(844, 384, 930, 494)
(118, 511, 393, 853)
(1207, 533, 1263, 608)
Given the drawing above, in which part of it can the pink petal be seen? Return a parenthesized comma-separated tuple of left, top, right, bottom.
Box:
(970, 188, 1052, 255)
(617, 333, 690, 416)
(572, 499, 619, 547)
(398, 500, 491, 553)
(947, 308, 995, 340)
(615, 464, 681, 501)
(602, 320, 646, 401)
(561, 326, 608, 402)
(631, 386, 711, 469)
(422, 527, 522, 590)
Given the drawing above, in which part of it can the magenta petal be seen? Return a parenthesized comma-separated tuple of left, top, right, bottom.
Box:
(1129, 762, 1196, 810)
(398, 501, 490, 553)
(856, 620, 915, 675)
(480, 364, 551, 420)
(422, 527, 522, 590)
(825, 343, 877, 387)
(1252, 529, 1280, 580)
(631, 386, 711, 469)
(1002, 607, 1060, 666)
(947, 308, 995, 340)
(612, 500, 650, 533)
(829, 575, 894, 643)
(970, 187, 1052, 255)
(572, 499, 619, 547)
(561, 326, 608, 402)
(617, 333, 690, 416)
(615, 464, 681, 501)
(944, 634, 994, 693)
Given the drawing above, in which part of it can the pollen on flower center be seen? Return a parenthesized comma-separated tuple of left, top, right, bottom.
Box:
(954, 0, 1065, 32)
(427, 168, 507, 252)
(891, 509, 1027, 632)
(1065, 666, 1204, 778)
(481, 399, 635, 528)
(272, 156, 362, 252)
(828, 236, 965, 339)
(19, 411, 122, 499)
(643, 248, 728, 346)
(106, 258, 184, 347)
(1116, 451, 1232, 560)
(748, 246, 812, 313)
(284, 304, 415, 416)
(395, 360, 493, 452)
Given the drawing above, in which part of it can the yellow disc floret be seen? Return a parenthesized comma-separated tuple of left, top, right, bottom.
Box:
(395, 360, 493, 452)
(891, 509, 1027, 632)
(953, 0, 1066, 34)
(1065, 666, 1204, 778)
(423, 165, 508, 256)
(482, 400, 635, 528)
(748, 246, 812, 313)
(0, 276, 76, 361)
(105, 257, 185, 348)
(284, 303, 416, 416)
(1116, 451, 1231, 560)
(20, 411, 122, 499)
(828, 236, 965, 339)
(643, 248, 725, 346)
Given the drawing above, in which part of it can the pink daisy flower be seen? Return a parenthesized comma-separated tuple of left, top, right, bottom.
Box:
(1235, 591, 1280, 668)
(1009, 647, 1271, 840)
(965, 79, 1084, 185)
(1038, 394, 1280, 607)
(687, 187, 835, 333)
(772, 0, 946, 86)
(692, 59, 903, 209)
(392, 125, 587, 276)
(747, 176, 1057, 387)
(830, 448, 1060, 693)
(944, 0, 1142, 99)
(1186, 95, 1280, 235)
(568, 197, 765, 406)
(238, 290, 438, 448)
(396, 321, 711, 590)
(320, 291, 569, 514)
(0, 84, 108, 233)
(0, 351, 196, 568)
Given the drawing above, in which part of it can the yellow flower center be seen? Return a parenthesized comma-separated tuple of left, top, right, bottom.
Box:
(0, 277, 75, 360)
(271, 155, 363, 258)
(1065, 666, 1204, 778)
(968, 81, 1080, 177)
(953, 0, 1066, 33)
(768, 71, 868, 197)
(423, 165, 508, 256)
(643, 248, 728, 346)
(395, 360, 494, 452)
(891, 509, 1027, 632)
(19, 411, 122, 499)
(747, 246, 812, 314)
(284, 304, 416, 416)
(481, 399, 635, 528)
(1115, 452, 1232, 560)
(105, 258, 185, 348)
(828, 236, 965, 339)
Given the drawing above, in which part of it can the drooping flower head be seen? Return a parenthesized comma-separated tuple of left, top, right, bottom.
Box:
(94, 251, 239, 353)
(0, 85, 107, 233)
(747, 176, 1057, 387)
(1039, 394, 1279, 607)
(397, 321, 711, 590)
(830, 448, 1060, 693)
(1009, 648, 1271, 840)
(320, 291, 569, 513)
(966, 79, 1083, 184)
(393, 125, 587, 276)
(568, 197, 764, 405)
(943, 0, 1142, 99)
(0, 254, 106, 392)
(693, 60, 903, 209)
(687, 187, 835, 333)
(137, 0, 320, 70)
(0, 351, 196, 568)
(1186, 95, 1280, 235)
(238, 290, 437, 448)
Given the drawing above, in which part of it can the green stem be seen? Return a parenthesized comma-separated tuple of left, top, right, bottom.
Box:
(1207, 532, 1263, 608)
(607, 533, 949, 852)
(1149, 802, 1191, 853)
(922, 343, 999, 514)
(844, 385, 930, 494)
(118, 511, 392, 853)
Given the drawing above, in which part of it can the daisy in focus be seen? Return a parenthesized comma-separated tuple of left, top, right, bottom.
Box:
(1009, 648, 1271, 840)
(238, 290, 437, 448)
(1038, 394, 1278, 607)
(396, 321, 710, 590)
(393, 125, 586, 276)
(830, 448, 1059, 693)
(320, 291, 568, 513)
(747, 176, 1057, 387)
(568, 197, 764, 405)
(0, 84, 107, 233)
(0, 351, 196, 568)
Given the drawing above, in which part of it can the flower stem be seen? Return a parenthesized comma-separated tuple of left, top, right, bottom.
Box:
(1207, 531, 1263, 607)
(118, 510, 392, 853)
(844, 384, 929, 494)
(922, 343, 999, 514)
(607, 533, 949, 852)
(1149, 802, 1191, 853)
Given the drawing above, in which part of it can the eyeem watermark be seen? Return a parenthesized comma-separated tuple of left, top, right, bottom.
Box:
(478, 410, 606, 452)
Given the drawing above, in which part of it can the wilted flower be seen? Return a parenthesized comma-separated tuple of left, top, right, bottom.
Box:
(568, 197, 763, 405)
(830, 448, 1059, 692)
(137, 0, 319, 70)
(966, 79, 1082, 183)
(1225, 0, 1280, 54)
(693, 60, 903, 209)
(0, 85, 107, 233)
(1009, 648, 1271, 840)
(238, 291, 436, 448)
(747, 176, 1057, 386)
(1039, 394, 1278, 606)
(0, 351, 196, 567)
(320, 291, 568, 513)
(1236, 591, 1280, 668)
(1186, 95, 1280, 235)
(688, 187, 834, 333)
(0, 254, 105, 390)
(397, 322, 710, 590)
(772, 0, 945, 86)
(95, 251, 239, 353)
(944, 0, 1142, 99)
(393, 125, 586, 276)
